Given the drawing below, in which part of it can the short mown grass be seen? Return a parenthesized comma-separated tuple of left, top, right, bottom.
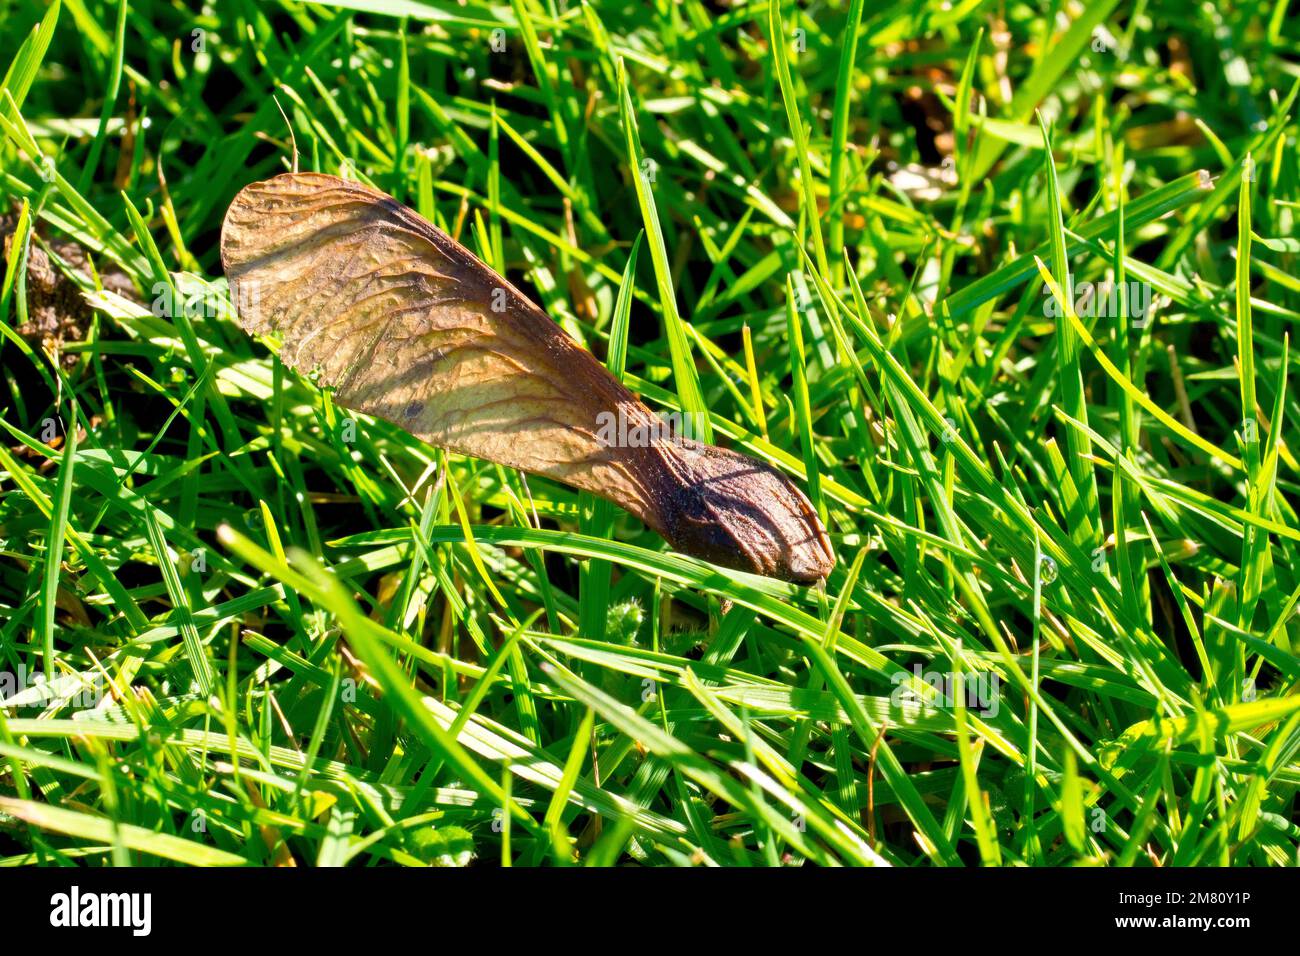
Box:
(1, 0, 1298, 867)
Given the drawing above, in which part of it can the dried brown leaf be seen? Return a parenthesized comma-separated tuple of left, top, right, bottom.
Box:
(221, 173, 833, 581)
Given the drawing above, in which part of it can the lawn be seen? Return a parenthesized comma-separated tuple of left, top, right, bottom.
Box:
(0, 0, 1298, 868)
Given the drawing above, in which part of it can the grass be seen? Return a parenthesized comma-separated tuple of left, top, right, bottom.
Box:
(0, 0, 1298, 867)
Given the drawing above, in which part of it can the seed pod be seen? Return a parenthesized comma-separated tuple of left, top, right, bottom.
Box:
(221, 172, 834, 582)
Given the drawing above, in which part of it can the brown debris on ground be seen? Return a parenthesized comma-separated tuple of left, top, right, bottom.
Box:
(1, 212, 138, 367)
